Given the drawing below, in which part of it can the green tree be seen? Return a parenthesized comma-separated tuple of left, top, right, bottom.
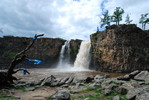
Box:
(100, 10, 111, 28)
(111, 7, 124, 25)
(125, 14, 133, 24)
(139, 13, 149, 30)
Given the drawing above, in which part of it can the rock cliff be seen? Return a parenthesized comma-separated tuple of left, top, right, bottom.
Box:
(70, 39, 82, 64)
(90, 24, 149, 72)
(0, 36, 65, 69)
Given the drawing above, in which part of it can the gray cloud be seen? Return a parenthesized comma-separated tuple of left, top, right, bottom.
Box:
(0, 0, 102, 40)
(0, 0, 148, 40)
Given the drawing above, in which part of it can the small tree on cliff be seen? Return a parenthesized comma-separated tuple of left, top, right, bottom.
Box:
(111, 7, 124, 25)
(0, 34, 44, 86)
(125, 14, 133, 24)
(100, 10, 111, 28)
(139, 13, 149, 30)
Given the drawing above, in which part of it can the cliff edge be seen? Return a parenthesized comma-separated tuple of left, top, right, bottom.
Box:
(90, 24, 149, 72)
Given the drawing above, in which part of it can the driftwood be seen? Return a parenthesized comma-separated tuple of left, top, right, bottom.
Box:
(0, 34, 44, 86)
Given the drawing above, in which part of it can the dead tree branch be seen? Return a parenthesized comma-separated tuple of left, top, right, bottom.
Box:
(7, 34, 44, 83)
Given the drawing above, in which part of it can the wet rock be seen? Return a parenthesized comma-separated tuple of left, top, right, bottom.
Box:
(126, 88, 144, 100)
(136, 91, 149, 100)
(61, 84, 69, 88)
(94, 75, 104, 83)
(88, 83, 96, 89)
(59, 77, 69, 86)
(117, 75, 130, 81)
(85, 75, 94, 83)
(65, 77, 73, 84)
(129, 70, 140, 79)
(51, 91, 70, 100)
(103, 88, 112, 96)
(40, 75, 56, 86)
(113, 96, 120, 100)
(134, 71, 149, 83)
(50, 80, 59, 87)
(75, 83, 85, 88)
(116, 87, 128, 95)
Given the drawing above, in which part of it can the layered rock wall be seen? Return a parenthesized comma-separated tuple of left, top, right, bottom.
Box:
(90, 24, 149, 72)
(0, 36, 65, 69)
(70, 39, 82, 64)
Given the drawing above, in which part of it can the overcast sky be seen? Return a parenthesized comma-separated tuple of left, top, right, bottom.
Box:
(0, 0, 149, 40)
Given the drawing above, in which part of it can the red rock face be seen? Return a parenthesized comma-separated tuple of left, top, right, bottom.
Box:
(0, 36, 65, 69)
(90, 24, 149, 72)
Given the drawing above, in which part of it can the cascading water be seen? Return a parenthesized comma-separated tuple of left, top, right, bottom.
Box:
(65, 41, 70, 63)
(58, 41, 67, 67)
(57, 41, 71, 68)
(74, 40, 91, 69)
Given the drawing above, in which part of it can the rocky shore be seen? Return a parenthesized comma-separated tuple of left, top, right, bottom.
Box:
(1, 70, 149, 100)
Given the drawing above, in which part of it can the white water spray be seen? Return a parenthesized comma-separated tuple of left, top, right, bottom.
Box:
(57, 41, 71, 68)
(58, 41, 67, 67)
(74, 40, 91, 69)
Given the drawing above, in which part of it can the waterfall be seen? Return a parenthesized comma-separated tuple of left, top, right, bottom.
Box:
(58, 41, 71, 68)
(65, 41, 70, 63)
(74, 40, 91, 69)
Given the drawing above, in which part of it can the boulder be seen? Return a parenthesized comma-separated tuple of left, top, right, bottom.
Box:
(65, 77, 73, 84)
(115, 87, 128, 95)
(40, 75, 56, 86)
(94, 75, 104, 83)
(51, 91, 70, 100)
(136, 91, 149, 100)
(126, 88, 144, 100)
(134, 71, 149, 83)
(117, 75, 130, 81)
(129, 70, 140, 79)
(85, 75, 94, 83)
(113, 96, 120, 100)
(88, 83, 96, 89)
(59, 77, 69, 86)
(103, 88, 112, 96)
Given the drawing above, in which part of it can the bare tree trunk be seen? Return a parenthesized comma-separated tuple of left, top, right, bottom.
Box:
(6, 34, 44, 83)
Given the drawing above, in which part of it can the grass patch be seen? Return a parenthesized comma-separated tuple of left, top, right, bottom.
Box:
(109, 81, 118, 85)
(46, 97, 52, 100)
(16, 85, 41, 92)
(0, 95, 17, 99)
(71, 85, 129, 100)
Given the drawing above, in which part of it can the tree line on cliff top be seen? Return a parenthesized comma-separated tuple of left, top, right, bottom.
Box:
(100, 7, 149, 30)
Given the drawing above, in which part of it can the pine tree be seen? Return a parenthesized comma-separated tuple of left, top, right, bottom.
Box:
(111, 7, 124, 25)
(100, 10, 111, 28)
(139, 13, 149, 30)
(125, 14, 133, 24)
